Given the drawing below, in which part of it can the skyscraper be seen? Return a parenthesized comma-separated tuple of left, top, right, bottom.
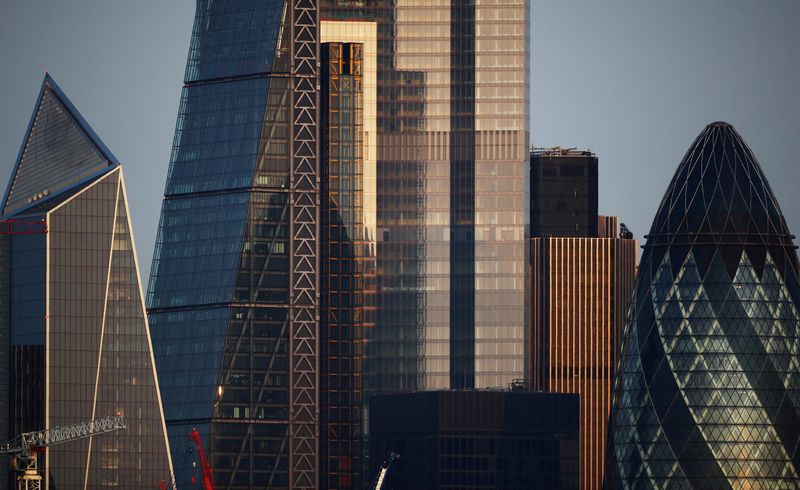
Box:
(146, 2, 319, 488)
(321, 0, 530, 393)
(530, 147, 599, 238)
(606, 122, 800, 488)
(529, 219, 637, 490)
(320, 40, 374, 489)
(0, 74, 173, 489)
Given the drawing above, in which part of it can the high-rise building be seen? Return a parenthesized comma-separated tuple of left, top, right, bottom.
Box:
(530, 147, 599, 238)
(606, 122, 800, 488)
(146, 2, 319, 488)
(369, 390, 580, 489)
(0, 74, 173, 489)
(529, 218, 637, 490)
(321, 0, 530, 393)
(320, 40, 374, 490)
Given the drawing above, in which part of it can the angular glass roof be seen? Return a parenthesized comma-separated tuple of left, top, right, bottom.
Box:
(1, 74, 118, 217)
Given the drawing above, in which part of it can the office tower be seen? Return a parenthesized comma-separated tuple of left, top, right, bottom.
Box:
(146, 2, 319, 488)
(369, 389, 580, 489)
(529, 216, 637, 490)
(530, 147, 599, 238)
(320, 41, 374, 490)
(0, 74, 173, 489)
(321, 0, 530, 392)
(606, 122, 800, 488)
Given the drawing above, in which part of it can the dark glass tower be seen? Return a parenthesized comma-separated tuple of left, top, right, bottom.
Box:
(0, 75, 173, 489)
(146, 2, 319, 488)
(606, 122, 800, 488)
(530, 147, 599, 238)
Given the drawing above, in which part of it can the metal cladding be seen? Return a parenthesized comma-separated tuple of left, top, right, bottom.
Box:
(606, 122, 800, 488)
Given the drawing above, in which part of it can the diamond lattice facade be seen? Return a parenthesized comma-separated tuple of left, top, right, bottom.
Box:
(0, 75, 173, 489)
(606, 122, 800, 489)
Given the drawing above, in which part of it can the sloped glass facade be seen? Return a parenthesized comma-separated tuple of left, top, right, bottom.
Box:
(147, 1, 319, 488)
(606, 122, 800, 489)
(1, 76, 173, 489)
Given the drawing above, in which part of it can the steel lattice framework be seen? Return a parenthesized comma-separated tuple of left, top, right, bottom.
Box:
(0, 416, 126, 454)
(290, 0, 320, 488)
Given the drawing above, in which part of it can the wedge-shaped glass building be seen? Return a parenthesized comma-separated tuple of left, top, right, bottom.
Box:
(0, 75, 173, 489)
(146, 1, 319, 488)
(606, 122, 800, 488)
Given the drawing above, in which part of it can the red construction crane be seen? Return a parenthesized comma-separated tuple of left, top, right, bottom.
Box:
(189, 428, 214, 490)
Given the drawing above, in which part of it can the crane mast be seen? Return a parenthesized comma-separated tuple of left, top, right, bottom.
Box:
(0, 415, 126, 490)
(373, 451, 399, 490)
(189, 428, 215, 490)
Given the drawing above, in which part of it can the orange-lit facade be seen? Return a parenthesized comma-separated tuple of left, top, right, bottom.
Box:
(320, 40, 376, 490)
(529, 222, 637, 490)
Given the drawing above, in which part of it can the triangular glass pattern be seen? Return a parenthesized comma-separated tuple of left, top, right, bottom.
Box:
(3, 76, 115, 215)
(607, 123, 800, 489)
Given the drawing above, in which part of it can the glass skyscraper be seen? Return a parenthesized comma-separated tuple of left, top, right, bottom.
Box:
(321, 0, 530, 393)
(146, 2, 319, 488)
(0, 74, 173, 489)
(606, 122, 800, 488)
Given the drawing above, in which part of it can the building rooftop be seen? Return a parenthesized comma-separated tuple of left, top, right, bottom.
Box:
(531, 146, 595, 158)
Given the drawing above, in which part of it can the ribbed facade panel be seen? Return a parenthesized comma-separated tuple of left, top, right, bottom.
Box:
(530, 235, 637, 490)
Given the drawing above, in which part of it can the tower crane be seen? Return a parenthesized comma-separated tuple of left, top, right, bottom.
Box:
(0, 415, 126, 490)
(372, 451, 399, 490)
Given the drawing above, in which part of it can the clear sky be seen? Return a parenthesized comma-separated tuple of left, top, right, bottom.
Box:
(1, 1, 798, 280)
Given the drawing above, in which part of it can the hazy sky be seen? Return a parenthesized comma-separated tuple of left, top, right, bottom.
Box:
(1, 1, 799, 280)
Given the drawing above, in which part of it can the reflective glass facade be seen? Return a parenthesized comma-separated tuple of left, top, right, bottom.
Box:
(607, 123, 800, 489)
(147, 2, 319, 488)
(1, 76, 173, 489)
(321, 0, 530, 392)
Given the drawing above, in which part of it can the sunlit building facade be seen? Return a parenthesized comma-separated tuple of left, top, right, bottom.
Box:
(146, 2, 320, 488)
(606, 122, 800, 488)
(530, 216, 637, 490)
(320, 40, 375, 490)
(321, 0, 530, 393)
(0, 75, 173, 489)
